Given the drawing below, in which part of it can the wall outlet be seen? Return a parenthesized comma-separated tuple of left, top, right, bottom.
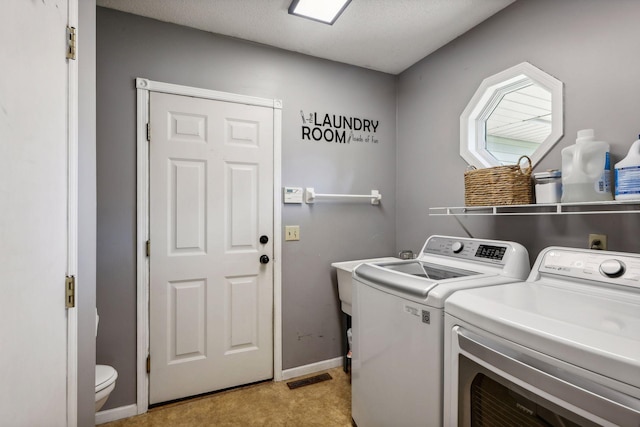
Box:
(285, 225, 300, 241)
(588, 233, 607, 250)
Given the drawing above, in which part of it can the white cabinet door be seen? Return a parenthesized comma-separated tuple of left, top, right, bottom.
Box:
(149, 92, 274, 404)
(0, 1, 72, 425)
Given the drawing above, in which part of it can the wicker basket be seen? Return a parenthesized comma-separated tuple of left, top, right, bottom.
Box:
(464, 156, 533, 206)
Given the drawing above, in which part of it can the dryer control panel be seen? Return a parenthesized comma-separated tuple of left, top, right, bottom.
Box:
(538, 248, 640, 289)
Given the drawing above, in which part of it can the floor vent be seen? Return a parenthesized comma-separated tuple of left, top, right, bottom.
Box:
(287, 373, 332, 390)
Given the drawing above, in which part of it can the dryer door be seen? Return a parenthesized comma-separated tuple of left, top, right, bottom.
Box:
(449, 327, 640, 427)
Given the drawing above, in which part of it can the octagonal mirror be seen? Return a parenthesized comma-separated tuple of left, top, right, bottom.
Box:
(460, 62, 563, 168)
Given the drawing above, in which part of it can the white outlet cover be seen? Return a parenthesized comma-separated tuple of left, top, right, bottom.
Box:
(285, 225, 300, 241)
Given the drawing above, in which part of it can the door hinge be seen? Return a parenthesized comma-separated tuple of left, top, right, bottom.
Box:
(146, 240, 150, 257)
(146, 355, 151, 373)
(66, 26, 77, 60)
(146, 123, 151, 142)
(65, 276, 75, 308)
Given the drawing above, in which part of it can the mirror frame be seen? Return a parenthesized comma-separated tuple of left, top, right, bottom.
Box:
(460, 62, 564, 168)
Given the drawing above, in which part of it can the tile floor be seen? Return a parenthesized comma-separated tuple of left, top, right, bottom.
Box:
(101, 367, 352, 427)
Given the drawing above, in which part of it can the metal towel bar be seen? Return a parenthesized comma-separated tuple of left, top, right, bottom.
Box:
(304, 188, 381, 205)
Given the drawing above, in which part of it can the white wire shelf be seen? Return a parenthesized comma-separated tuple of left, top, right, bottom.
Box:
(429, 200, 640, 216)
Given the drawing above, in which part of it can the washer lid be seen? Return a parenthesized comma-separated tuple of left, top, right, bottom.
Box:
(380, 260, 478, 280)
(354, 260, 480, 298)
(446, 281, 640, 389)
(96, 364, 118, 391)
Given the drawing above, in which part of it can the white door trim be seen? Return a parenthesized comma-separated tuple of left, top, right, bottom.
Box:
(67, 0, 79, 425)
(135, 78, 283, 413)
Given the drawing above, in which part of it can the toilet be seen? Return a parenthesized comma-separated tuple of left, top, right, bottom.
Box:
(95, 364, 118, 411)
(95, 311, 118, 411)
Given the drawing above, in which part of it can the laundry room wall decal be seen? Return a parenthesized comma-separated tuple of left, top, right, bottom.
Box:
(299, 110, 380, 144)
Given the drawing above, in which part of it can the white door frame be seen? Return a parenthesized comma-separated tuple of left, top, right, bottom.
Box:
(135, 78, 283, 413)
(67, 0, 79, 425)
(4, 1, 77, 424)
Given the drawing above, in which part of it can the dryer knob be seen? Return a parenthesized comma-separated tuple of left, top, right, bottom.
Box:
(452, 242, 464, 253)
(599, 259, 625, 277)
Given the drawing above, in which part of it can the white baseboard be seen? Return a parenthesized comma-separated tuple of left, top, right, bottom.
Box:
(280, 356, 344, 381)
(96, 403, 138, 425)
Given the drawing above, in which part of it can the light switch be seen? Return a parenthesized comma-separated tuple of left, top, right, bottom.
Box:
(285, 225, 300, 241)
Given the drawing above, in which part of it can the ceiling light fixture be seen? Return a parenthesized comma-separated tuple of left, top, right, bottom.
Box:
(288, 0, 352, 25)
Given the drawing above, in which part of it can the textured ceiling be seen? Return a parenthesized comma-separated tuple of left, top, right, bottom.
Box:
(96, 0, 515, 75)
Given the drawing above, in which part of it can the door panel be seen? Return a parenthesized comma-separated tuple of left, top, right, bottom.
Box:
(0, 1, 70, 425)
(149, 92, 274, 404)
(226, 275, 259, 352)
(171, 160, 206, 253)
(227, 163, 258, 249)
(169, 279, 206, 362)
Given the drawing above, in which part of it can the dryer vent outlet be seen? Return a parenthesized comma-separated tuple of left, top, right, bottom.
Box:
(588, 234, 607, 250)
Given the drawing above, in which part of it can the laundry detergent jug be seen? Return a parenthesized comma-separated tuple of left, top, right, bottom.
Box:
(614, 136, 640, 201)
(561, 129, 612, 202)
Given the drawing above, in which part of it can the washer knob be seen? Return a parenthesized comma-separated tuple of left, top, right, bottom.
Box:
(599, 259, 625, 277)
(452, 242, 464, 253)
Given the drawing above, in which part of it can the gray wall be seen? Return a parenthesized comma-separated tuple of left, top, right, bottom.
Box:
(98, 0, 640, 413)
(397, 0, 640, 261)
(96, 8, 396, 408)
(78, 0, 97, 425)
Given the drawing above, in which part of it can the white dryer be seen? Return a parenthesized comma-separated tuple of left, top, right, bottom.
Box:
(444, 246, 640, 426)
(351, 235, 530, 427)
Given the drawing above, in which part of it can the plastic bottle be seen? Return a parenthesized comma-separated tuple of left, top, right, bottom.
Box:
(561, 129, 613, 202)
(614, 135, 640, 200)
(533, 170, 562, 203)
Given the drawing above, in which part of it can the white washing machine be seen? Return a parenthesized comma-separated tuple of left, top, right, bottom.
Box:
(444, 246, 640, 426)
(351, 235, 530, 427)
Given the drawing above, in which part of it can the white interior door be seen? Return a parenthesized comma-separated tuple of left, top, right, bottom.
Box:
(0, 1, 73, 426)
(149, 92, 274, 404)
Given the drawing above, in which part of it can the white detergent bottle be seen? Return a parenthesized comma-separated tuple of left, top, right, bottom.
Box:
(561, 129, 613, 202)
(615, 136, 640, 200)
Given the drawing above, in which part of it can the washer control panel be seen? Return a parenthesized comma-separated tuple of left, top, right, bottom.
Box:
(422, 236, 510, 264)
(540, 248, 640, 288)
